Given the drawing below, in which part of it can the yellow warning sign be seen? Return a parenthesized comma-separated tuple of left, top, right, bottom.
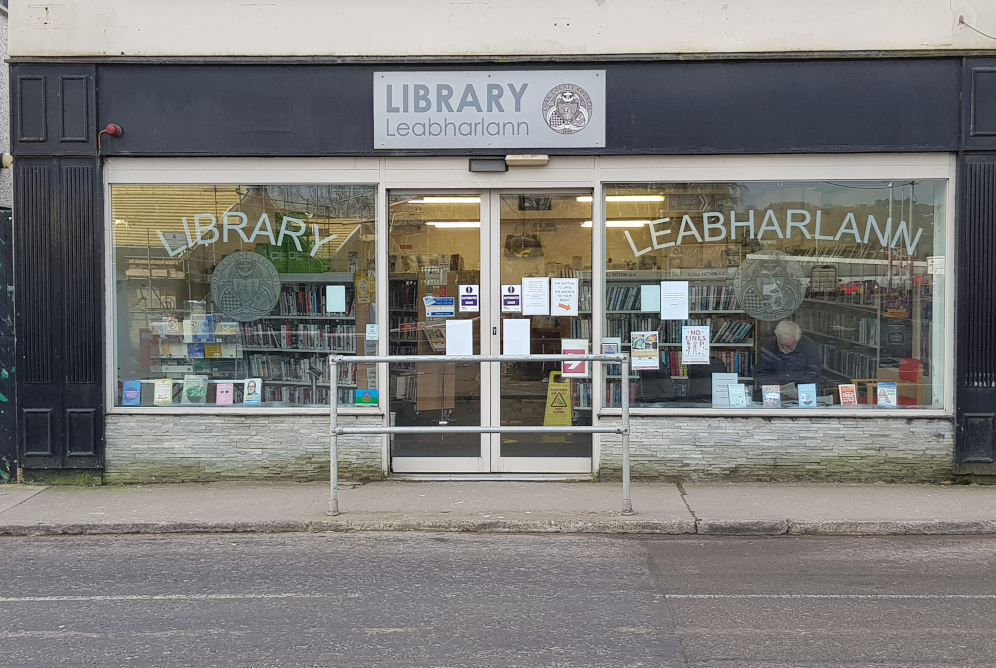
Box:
(543, 371, 573, 426)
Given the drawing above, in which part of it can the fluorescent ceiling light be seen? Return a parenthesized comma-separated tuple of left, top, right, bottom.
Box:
(409, 196, 481, 204)
(581, 220, 651, 228)
(426, 221, 481, 228)
(577, 195, 665, 203)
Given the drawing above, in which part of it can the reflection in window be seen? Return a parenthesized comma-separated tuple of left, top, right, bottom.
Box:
(602, 181, 946, 409)
(112, 184, 377, 407)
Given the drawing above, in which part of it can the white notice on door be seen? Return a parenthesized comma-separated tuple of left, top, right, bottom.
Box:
(661, 281, 689, 320)
(459, 284, 480, 312)
(445, 319, 473, 355)
(521, 277, 550, 315)
(503, 319, 531, 356)
(550, 278, 579, 317)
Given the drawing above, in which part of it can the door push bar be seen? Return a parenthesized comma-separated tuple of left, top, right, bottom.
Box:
(328, 353, 633, 517)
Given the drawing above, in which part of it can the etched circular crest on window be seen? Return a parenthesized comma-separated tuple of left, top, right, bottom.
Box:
(732, 251, 806, 322)
(211, 251, 281, 322)
(542, 84, 593, 135)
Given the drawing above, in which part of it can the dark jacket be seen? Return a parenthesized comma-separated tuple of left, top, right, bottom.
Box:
(753, 335, 822, 385)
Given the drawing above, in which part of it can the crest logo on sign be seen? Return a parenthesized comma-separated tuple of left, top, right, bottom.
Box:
(543, 84, 593, 135)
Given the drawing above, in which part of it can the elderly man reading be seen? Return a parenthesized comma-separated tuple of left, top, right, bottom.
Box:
(753, 320, 821, 392)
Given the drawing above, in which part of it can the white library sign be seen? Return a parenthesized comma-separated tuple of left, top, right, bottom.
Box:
(373, 71, 606, 149)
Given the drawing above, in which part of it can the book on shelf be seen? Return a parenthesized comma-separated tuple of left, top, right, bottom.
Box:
(204, 343, 223, 358)
(154, 378, 173, 406)
(181, 374, 208, 404)
(121, 380, 142, 407)
(243, 378, 262, 405)
(762, 385, 781, 408)
(876, 381, 897, 407)
(728, 383, 748, 408)
(798, 383, 818, 408)
(216, 382, 234, 406)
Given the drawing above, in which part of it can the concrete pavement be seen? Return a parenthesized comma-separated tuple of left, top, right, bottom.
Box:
(1, 480, 996, 536)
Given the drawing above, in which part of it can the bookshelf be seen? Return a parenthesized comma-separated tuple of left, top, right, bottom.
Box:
(793, 295, 881, 383)
(604, 273, 758, 405)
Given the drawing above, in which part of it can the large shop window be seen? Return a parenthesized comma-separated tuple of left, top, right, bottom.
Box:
(602, 181, 947, 410)
(111, 185, 378, 408)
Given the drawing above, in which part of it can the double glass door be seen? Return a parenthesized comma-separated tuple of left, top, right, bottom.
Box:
(388, 191, 593, 473)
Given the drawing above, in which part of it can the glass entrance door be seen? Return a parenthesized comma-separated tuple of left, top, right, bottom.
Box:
(490, 193, 593, 473)
(387, 190, 592, 474)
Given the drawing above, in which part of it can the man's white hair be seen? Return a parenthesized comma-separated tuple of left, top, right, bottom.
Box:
(774, 320, 802, 342)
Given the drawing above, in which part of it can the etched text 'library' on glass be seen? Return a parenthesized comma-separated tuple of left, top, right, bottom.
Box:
(112, 184, 378, 408)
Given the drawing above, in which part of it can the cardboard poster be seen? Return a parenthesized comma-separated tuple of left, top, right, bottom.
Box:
(503, 318, 531, 356)
(459, 284, 480, 313)
(661, 281, 690, 320)
(501, 284, 522, 313)
(521, 277, 550, 315)
(551, 278, 580, 317)
(423, 322, 447, 352)
(630, 331, 659, 371)
(561, 338, 589, 378)
(681, 325, 710, 364)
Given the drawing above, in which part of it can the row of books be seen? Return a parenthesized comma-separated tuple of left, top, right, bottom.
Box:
(159, 342, 239, 359)
(277, 284, 354, 317)
(239, 324, 357, 352)
(569, 318, 592, 339)
(606, 285, 644, 311)
(816, 342, 875, 378)
(573, 381, 593, 408)
(794, 311, 878, 345)
(390, 279, 419, 309)
(661, 351, 755, 377)
(393, 374, 417, 401)
(606, 316, 658, 340)
(689, 284, 740, 311)
(389, 314, 419, 340)
(247, 355, 356, 385)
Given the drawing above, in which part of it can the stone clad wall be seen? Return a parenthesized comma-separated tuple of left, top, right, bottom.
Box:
(598, 416, 955, 482)
(105, 414, 384, 483)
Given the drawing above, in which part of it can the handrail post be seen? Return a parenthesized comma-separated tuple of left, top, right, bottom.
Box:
(329, 354, 340, 516)
(621, 353, 634, 515)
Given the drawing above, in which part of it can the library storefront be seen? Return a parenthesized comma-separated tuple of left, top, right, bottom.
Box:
(14, 56, 996, 482)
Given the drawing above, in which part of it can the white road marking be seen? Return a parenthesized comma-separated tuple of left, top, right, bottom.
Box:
(0, 593, 328, 603)
(666, 594, 996, 600)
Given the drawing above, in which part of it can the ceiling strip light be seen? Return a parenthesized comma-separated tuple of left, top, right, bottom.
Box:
(409, 196, 482, 204)
(425, 221, 481, 228)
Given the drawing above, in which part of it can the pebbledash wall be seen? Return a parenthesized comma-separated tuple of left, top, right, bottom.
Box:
(9, 0, 996, 483)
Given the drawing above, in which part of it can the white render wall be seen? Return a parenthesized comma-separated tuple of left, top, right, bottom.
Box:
(8, 0, 996, 59)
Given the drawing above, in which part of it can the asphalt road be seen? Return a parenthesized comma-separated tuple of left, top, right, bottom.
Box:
(2, 533, 995, 667)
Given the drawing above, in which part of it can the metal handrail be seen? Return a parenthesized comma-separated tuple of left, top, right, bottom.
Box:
(328, 353, 632, 516)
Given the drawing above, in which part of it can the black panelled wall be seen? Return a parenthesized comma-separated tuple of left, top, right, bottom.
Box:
(12, 66, 103, 470)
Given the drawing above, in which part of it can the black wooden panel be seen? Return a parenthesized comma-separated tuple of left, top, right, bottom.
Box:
(0, 210, 14, 483)
(22, 408, 53, 457)
(15, 164, 53, 385)
(960, 414, 996, 464)
(17, 76, 47, 142)
(60, 76, 90, 142)
(966, 58, 996, 149)
(11, 64, 97, 156)
(957, 154, 996, 473)
(65, 409, 97, 457)
(62, 165, 99, 384)
(94, 59, 960, 156)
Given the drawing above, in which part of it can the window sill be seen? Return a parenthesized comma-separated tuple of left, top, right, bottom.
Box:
(107, 406, 385, 416)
